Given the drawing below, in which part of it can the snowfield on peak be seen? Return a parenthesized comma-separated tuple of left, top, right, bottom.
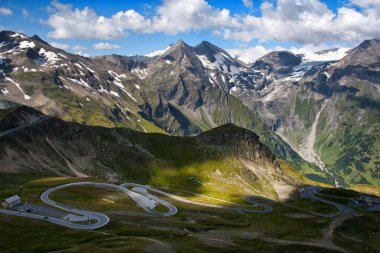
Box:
(196, 52, 241, 75)
(145, 45, 171, 57)
(299, 48, 350, 62)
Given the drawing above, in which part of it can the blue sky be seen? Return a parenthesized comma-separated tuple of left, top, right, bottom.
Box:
(0, 0, 379, 61)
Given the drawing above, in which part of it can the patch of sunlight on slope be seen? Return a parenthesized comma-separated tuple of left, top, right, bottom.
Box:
(278, 160, 332, 188)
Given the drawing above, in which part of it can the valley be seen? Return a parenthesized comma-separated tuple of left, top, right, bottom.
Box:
(0, 104, 379, 252)
(1, 31, 378, 186)
(0, 24, 379, 252)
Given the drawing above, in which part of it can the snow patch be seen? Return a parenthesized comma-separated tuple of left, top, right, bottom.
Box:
(110, 91, 120, 97)
(5, 76, 31, 100)
(131, 68, 147, 79)
(145, 45, 171, 57)
(57, 53, 68, 59)
(67, 77, 90, 88)
(85, 66, 95, 73)
(1, 88, 9, 95)
(121, 89, 137, 102)
(74, 63, 83, 70)
(0, 42, 8, 48)
(230, 86, 238, 93)
(113, 80, 124, 88)
(19, 41, 35, 49)
(39, 48, 60, 64)
(10, 33, 27, 39)
(196, 52, 241, 75)
(98, 85, 109, 94)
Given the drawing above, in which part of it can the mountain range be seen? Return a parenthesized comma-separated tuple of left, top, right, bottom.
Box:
(0, 30, 379, 187)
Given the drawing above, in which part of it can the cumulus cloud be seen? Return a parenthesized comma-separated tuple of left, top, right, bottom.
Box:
(72, 45, 86, 51)
(242, 0, 253, 10)
(219, 0, 380, 44)
(228, 45, 272, 64)
(350, 0, 380, 7)
(149, 0, 232, 34)
(46, 0, 150, 39)
(93, 42, 120, 50)
(22, 9, 28, 17)
(0, 7, 12, 16)
(49, 41, 70, 49)
(44, 0, 380, 45)
(75, 51, 90, 57)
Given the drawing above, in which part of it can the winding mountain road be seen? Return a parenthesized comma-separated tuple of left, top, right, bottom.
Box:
(300, 187, 356, 216)
(0, 183, 360, 230)
(0, 115, 51, 138)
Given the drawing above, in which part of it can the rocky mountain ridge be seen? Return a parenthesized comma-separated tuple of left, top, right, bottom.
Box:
(0, 105, 299, 200)
(0, 30, 379, 186)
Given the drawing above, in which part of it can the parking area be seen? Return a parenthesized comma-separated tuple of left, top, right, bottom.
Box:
(16, 203, 69, 219)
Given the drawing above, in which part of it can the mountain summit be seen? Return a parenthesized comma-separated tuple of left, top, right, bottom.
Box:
(0, 31, 379, 186)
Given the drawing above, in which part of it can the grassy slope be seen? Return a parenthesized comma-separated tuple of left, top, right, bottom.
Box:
(0, 175, 378, 253)
(317, 90, 380, 186)
(287, 83, 379, 187)
(12, 71, 166, 134)
(10, 70, 324, 188)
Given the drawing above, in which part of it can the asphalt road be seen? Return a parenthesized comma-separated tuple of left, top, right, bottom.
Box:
(0, 115, 51, 138)
(0, 183, 362, 230)
(300, 186, 356, 216)
(0, 181, 178, 230)
(40, 182, 178, 229)
(121, 183, 273, 213)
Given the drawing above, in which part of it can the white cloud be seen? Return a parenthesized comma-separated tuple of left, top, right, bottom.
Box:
(22, 9, 28, 18)
(72, 45, 86, 51)
(228, 45, 272, 64)
(0, 7, 12, 16)
(75, 51, 90, 57)
(93, 42, 120, 50)
(44, 0, 380, 45)
(219, 0, 380, 44)
(45, 0, 231, 38)
(149, 0, 232, 34)
(50, 41, 70, 49)
(242, 0, 253, 10)
(350, 0, 380, 8)
(46, 0, 150, 39)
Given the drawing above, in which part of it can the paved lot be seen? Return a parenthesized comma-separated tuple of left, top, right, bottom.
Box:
(17, 203, 68, 219)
